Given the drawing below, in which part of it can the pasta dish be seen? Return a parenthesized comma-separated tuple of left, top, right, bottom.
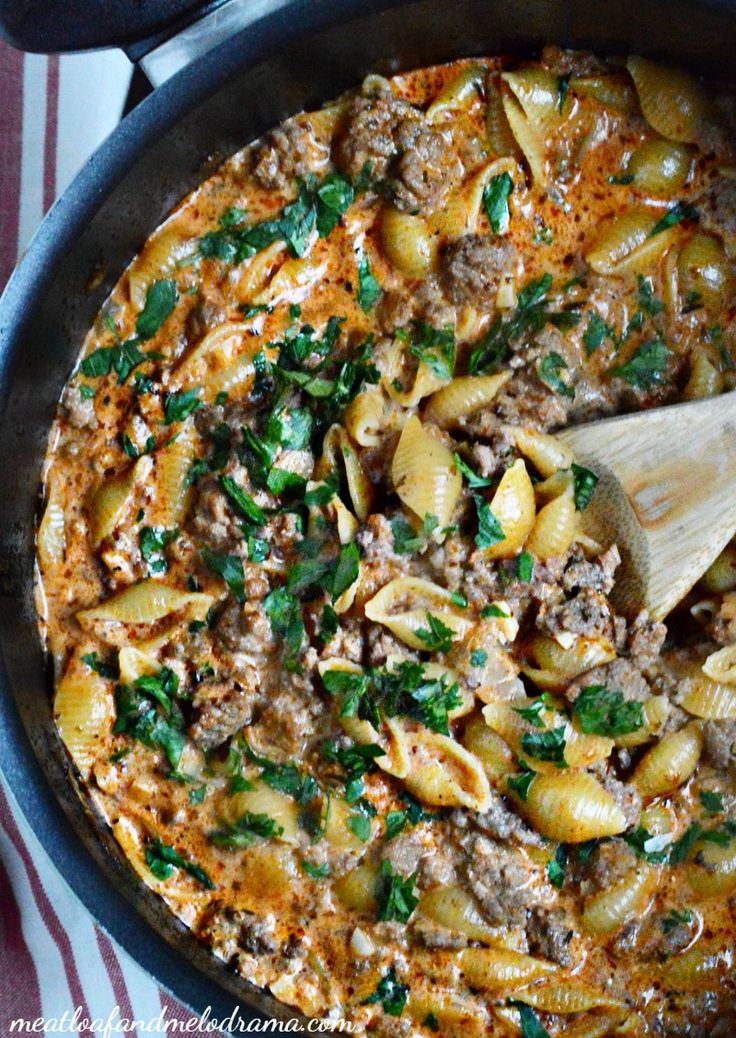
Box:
(36, 49, 736, 1036)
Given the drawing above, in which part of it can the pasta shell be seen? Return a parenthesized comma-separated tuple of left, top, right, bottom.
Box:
(252, 251, 327, 306)
(627, 139, 692, 197)
(89, 455, 152, 548)
(631, 722, 703, 796)
(525, 488, 577, 561)
(679, 667, 736, 719)
(118, 645, 160, 684)
(402, 727, 492, 812)
(519, 770, 627, 842)
(54, 651, 114, 777)
(426, 64, 485, 123)
(501, 91, 547, 185)
(315, 424, 373, 521)
(37, 473, 66, 570)
(582, 864, 657, 934)
(661, 941, 733, 989)
(586, 207, 675, 275)
(324, 796, 375, 851)
(307, 480, 360, 545)
(678, 233, 733, 311)
(701, 543, 736, 593)
(685, 835, 736, 898)
(383, 335, 448, 407)
(364, 576, 473, 650)
(430, 158, 519, 238)
(407, 984, 488, 1038)
(627, 56, 714, 143)
(482, 699, 612, 771)
(515, 981, 623, 1013)
(344, 387, 386, 447)
(479, 458, 536, 560)
(616, 694, 670, 747)
(486, 76, 521, 158)
(391, 416, 462, 530)
(425, 372, 511, 428)
(127, 224, 196, 310)
(236, 240, 287, 302)
(570, 75, 637, 112)
(150, 420, 198, 528)
(223, 781, 300, 845)
(419, 885, 500, 944)
(503, 425, 574, 478)
(381, 206, 439, 278)
(502, 69, 565, 133)
(334, 862, 378, 914)
(174, 321, 257, 387)
(462, 715, 516, 787)
(457, 948, 555, 991)
(77, 580, 213, 626)
(683, 352, 724, 401)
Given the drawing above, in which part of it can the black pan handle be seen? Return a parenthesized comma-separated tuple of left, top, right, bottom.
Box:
(0, 0, 224, 54)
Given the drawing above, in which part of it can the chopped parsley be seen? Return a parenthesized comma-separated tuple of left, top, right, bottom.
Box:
(415, 611, 456, 653)
(513, 697, 549, 728)
(474, 495, 505, 549)
(407, 322, 456, 381)
(219, 475, 265, 525)
(546, 844, 567, 889)
(81, 651, 117, 680)
(263, 586, 304, 670)
(572, 685, 643, 737)
(481, 603, 510, 618)
(511, 1002, 551, 1038)
(139, 526, 178, 575)
(385, 794, 435, 840)
(649, 200, 698, 238)
(301, 860, 330, 879)
(362, 968, 408, 1017)
(163, 388, 201, 425)
(145, 838, 214, 889)
(483, 171, 513, 233)
(346, 811, 372, 842)
(80, 341, 147, 384)
(582, 311, 616, 355)
(209, 811, 283, 849)
(468, 273, 553, 374)
(375, 859, 418, 923)
(516, 550, 534, 581)
(201, 547, 245, 603)
(507, 762, 536, 801)
(700, 790, 724, 815)
(135, 279, 179, 340)
(454, 453, 493, 488)
(520, 726, 567, 767)
(623, 825, 672, 864)
(357, 256, 381, 312)
(539, 351, 575, 398)
(637, 275, 665, 317)
(661, 908, 692, 934)
(571, 463, 599, 511)
(113, 668, 185, 771)
(470, 649, 488, 667)
(609, 338, 670, 390)
(391, 516, 424, 554)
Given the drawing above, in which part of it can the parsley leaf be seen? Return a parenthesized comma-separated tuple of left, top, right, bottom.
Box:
(572, 685, 643, 737)
(81, 651, 117, 680)
(637, 275, 665, 317)
(407, 322, 455, 381)
(301, 860, 330, 879)
(375, 859, 418, 923)
(571, 463, 599, 511)
(546, 844, 567, 889)
(219, 475, 265, 525)
(650, 201, 698, 238)
(209, 811, 283, 849)
(516, 550, 534, 581)
(454, 453, 493, 488)
(520, 726, 567, 766)
(609, 338, 670, 390)
(391, 516, 423, 555)
(163, 388, 201, 424)
(507, 762, 536, 801)
(145, 838, 214, 889)
(201, 547, 245, 603)
(415, 612, 456, 653)
(263, 586, 304, 670)
(583, 311, 616, 355)
(357, 256, 381, 312)
(474, 494, 505, 549)
(385, 794, 434, 840)
(700, 790, 724, 815)
(113, 671, 185, 771)
(539, 351, 574, 398)
(139, 526, 179, 575)
(624, 825, 672, 864)
(332, 542, 360, 600)
(661, 908, 692, 934)
(483, 172, 513, 233)
(80, 341, 148, 384)
(468, 273, 558, 374)
(136, 280, 178, 340)
(511, 1003, 551, 1038)
(362, 968, 409, 1017)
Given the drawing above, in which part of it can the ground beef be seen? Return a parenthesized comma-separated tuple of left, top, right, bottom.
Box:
(376, 276, 456, 332)
(626, 610, 667, 668)
(568, 657, 651, 705)
(441, 234, 516, 309)
(563, 543, 620, 594)
(698, 176, 736, 252)
(702, 719, 736, 774)
(599, 771, 642, 828)
(355, 513, 407, 600)
(215, 600, 275, 662)
(188, 677, 260, 750)
(461, 833, 532, 925)
(494, 369, 574, 430)
(706, 596, 736, 646)
(540, 44, 610, 76)
(467, 433, 516, 478)
(526, 906, 574, 966)
(184, 301, 227, 344)
(252, 118, 327, 191)
(582, 839, 639, 895)
(63, 384, 97, 430)
(536, 586, 617, 644)
(335, 93, 459, 212)
(466, 795, 543, 847)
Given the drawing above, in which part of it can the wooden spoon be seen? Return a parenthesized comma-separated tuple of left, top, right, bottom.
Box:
(557, 393, 736, 621)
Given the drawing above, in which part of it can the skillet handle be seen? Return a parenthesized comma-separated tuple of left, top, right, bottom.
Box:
(0, 0, 224, 54)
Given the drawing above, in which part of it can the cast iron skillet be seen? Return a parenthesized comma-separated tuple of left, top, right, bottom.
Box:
(0, 0, 734, 1024)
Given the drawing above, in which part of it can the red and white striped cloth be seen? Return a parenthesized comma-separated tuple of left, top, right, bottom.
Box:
(0, 40, 225, 1034)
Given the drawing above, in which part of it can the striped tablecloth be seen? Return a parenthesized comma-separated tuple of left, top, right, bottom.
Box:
(0, 40, 225, 1035)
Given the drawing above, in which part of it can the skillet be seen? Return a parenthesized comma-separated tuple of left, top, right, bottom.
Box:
(0, 0, 734, 1023)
